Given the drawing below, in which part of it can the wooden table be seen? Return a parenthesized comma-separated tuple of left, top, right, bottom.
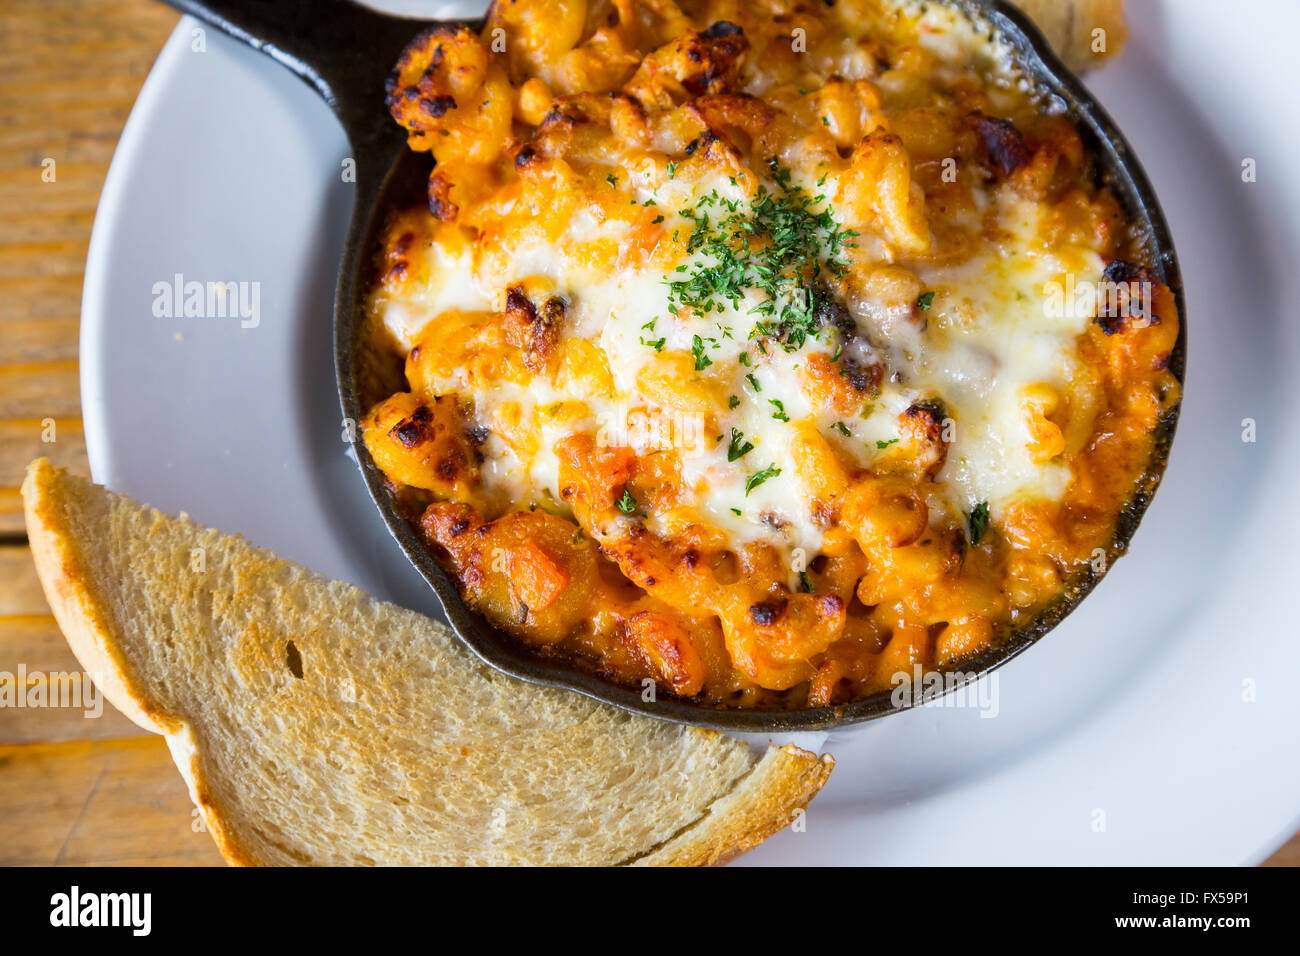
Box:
(0, 0, 1294, 867)
(1, 0, 223, 866)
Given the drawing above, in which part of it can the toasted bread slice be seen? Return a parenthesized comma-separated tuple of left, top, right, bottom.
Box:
(21, 459, 832, 866)
(1013, 0, 1128, 70)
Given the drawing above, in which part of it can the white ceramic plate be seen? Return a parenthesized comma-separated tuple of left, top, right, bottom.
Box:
(83, 0, 1300, 864)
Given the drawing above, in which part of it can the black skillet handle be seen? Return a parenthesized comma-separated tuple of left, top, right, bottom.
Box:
(160, 0, 425, 153)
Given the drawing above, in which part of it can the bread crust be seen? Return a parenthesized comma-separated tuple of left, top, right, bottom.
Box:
(22, 460, 258, 865)
(635, 746, 836, 866)
(22, 459, 174, 737)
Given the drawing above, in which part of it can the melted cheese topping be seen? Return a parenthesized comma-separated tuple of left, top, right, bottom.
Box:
(373, 138, 1099, 576)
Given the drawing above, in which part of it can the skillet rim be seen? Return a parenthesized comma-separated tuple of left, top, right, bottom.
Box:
(334, 0, 1187, 732)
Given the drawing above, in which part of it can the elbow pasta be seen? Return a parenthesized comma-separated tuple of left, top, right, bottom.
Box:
(360, 0, 1181, 708)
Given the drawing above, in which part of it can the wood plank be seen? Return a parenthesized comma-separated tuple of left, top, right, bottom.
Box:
(0, 614, 147, 744)
(0, 417, 88, 490)
(0, 615, 83, 677)
(0, 738, 223, 866)
(0, 240, 90, 281)
(0, 159, 126, 205)
(0, 488, 23, 537)
(0, 276, 84, 320)
(0, 616, 80, 676)
(0, 544, 47, 616)
(0, 210, 96, 246)
(0, 132, 116, 171)
(1265, 838, 1300, 866)
(0, 317, 81, 364)
(0, 359, 80, 418)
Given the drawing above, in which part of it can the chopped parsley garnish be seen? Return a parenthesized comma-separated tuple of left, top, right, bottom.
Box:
(968, 501, 991, 544)
(728, 394, 740, 409)
(799, 571, 814, 593)
(830, 421, 851, 437)
(662, 161, 857, 352)
(666, 160, 678, 180)
(917, 291, 936, 311)
(727, 428, 755, 462)
(651, 214, 665, 224)
(731, 507, 743, 516)
(746, 372, 761, 392)
(606, 172, 618, 187)
(875, 438, 899, 449)
(738, 353, 752, 367)
(691, 334, 712, 370)
(769, 399, 789, 422)
(637, 321, 660, 351)
(616, 487, 638, 515)
(745, 464, 781, 495)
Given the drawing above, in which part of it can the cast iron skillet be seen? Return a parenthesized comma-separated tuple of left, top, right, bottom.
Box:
(162, 0, 1185, 731)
